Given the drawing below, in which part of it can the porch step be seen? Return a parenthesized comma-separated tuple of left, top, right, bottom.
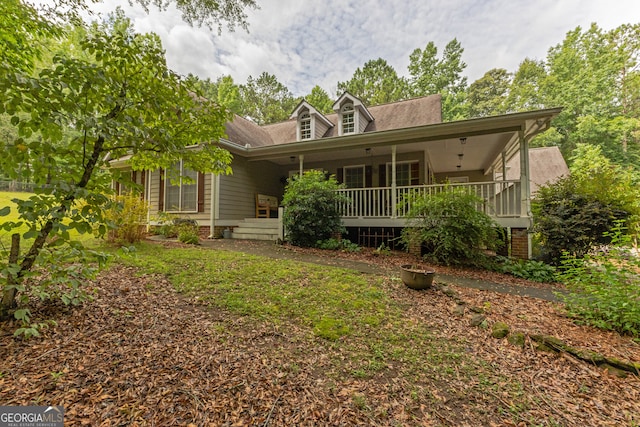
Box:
(231, 218, 280, 241)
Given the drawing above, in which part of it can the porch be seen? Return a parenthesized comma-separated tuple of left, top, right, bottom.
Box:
(336, 180, 527, 229)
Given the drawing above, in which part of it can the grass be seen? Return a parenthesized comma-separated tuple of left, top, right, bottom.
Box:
(0, 191, 100, 251)
(118, 242, 512, 388)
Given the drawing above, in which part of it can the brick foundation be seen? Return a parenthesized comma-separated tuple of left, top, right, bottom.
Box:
(511, 228, 529, 260)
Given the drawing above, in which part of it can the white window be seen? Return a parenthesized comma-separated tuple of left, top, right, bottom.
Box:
(165, 160, 198, 212)
(300, 113, 311, 140)
(341, 104, 355, 134)
(344, 165, 365, 188)
(386, 161, 419, 186)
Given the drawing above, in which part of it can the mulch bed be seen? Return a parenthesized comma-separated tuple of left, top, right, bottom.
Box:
(0, 242, 638, 426)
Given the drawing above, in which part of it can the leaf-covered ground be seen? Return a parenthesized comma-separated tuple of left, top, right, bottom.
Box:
(1, 240, 639, 426)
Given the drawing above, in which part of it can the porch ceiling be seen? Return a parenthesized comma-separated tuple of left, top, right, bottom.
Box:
(241, 108, 562, 174)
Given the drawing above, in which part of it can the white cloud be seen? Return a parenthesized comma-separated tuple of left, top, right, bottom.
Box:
(40, 0, 640, 97)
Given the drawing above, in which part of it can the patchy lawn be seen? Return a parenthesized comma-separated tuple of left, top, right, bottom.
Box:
(1, 241, 638, 426)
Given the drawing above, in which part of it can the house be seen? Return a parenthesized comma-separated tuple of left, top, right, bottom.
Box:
(113, 92, 562, 259)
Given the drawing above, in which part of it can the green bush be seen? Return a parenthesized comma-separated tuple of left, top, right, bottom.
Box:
(533, 144, 640, 264)
(495, 256, 557, 283)
(282, 170, 347, 247)
(104, 194, 149, 244)
(175, 220, 199, 245)
(316, 238, 361, 252)
(558, 228, 640, 336)
(401, 187, 502, 266)
(533, 177, 630, 264)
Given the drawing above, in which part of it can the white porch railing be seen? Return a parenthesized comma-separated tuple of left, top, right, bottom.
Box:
(336, 180, 522, 219)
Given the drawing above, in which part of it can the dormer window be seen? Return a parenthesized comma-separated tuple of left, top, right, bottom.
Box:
(300, 113, 311, 140)
(342, 104, 355, 134)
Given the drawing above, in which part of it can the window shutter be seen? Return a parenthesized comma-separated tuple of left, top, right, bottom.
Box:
(336, 168, 343, 184)
(158, 170, 164, 211)
(411, 162, 420, 185)
(365, 165, 372, 188)
(378, 164, 386, 187)
(197, 172, 205, 212)
(115, 181, 121, 195)
(140, 171, 146, 200)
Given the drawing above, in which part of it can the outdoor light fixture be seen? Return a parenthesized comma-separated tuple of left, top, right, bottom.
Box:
(290, 156, 295, 163)
(365, 148, 371, 156)
(460, 137, 467, 144)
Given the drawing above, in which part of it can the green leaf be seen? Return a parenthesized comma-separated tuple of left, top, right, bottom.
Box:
(0, 206, 10, 216)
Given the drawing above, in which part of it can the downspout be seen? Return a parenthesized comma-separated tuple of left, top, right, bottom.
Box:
(391, 145, 397, 218)
(299, 154, 304, 177)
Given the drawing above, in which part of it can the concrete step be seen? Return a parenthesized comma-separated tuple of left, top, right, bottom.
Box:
(237, 219, 280, 229)
(231, 232, 279, 241)
(232, 227, 279, 235)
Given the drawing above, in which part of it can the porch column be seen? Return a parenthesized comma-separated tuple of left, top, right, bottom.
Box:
(391, 145, 397, 218)
(519, 129, 530, 218)
(146, 170, 152, 232)
(208, 173, 217, 238)
(299, 154, 304, 177)
(501, 151, 507, 181)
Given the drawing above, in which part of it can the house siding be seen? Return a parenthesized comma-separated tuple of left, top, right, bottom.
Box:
(358, 111, 368, 133)
(315, 120, 330, 139)
(433, 170, 490, 183)
(148, 169, 211, 224)
(218, 157, 283, 220)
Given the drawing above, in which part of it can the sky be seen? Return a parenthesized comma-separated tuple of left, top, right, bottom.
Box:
(84, 0, 639, 98)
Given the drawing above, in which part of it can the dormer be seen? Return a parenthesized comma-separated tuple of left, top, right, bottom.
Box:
(332, 92, 374, 136)
(290, 100, 334, 141)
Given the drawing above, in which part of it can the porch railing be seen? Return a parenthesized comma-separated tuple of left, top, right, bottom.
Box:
(336, 180, 522, 219)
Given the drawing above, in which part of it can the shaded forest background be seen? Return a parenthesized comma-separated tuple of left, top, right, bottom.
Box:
(186, 23, 640, 173)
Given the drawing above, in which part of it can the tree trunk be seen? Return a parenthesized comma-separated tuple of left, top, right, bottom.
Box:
(1, 233, 20, 319)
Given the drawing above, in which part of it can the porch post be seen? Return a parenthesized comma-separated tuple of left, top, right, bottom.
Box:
(208, 173, 217, 238)
(519, 129, 530, 218)
(391, 145, 397, 218)
(299, 154, 304, 177)
(146, 170, 152, 231)
(501, 151, 507, 181)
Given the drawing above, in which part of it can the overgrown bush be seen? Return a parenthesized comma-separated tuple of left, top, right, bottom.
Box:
(401, 188, 502, 266)
(559, 228, 640, 336)
(532, 144, 640, 264)
(282, 170, 347, 247)
(104, 194, 149, 244)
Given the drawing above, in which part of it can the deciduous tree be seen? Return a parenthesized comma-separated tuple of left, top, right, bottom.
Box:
(337, 58, 410, 106)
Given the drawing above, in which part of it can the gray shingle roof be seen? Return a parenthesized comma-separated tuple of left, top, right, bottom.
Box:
(223, 94, 442, 147)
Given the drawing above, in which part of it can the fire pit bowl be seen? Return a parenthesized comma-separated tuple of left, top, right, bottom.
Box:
(400, 264, 435, 290)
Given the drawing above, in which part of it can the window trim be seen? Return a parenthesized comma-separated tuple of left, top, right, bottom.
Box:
(344, 164, 366, 188)
(164, 160, 199, 213)
(385, 160, 419, 187)
(340, 103, 356, 135)
(299, 112, 312, 140)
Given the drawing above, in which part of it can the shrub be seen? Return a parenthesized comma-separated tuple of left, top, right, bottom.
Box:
(401, 187, 502, 266)
(104, 193, 149, 244)
(175, 219, 199, 245)
(495, 256, 557, 283)
(316, 238, 361, 252)
(533, 144, 640, 264)
(558, 227, 640, 336)
(282, 170, 347, 247)
(532, 177, 630, 264)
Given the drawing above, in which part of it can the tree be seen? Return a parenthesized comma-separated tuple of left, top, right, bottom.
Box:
(337, 58, 410, 106)
(0, 13, 232, 322)
(305, 85, 333, 114)
(466, 68, 512, 118)
(408, 39, 468, 121)
(187, 74, 242, 114)
(239, 72, 297, 125)
(506, 58, 547, 112)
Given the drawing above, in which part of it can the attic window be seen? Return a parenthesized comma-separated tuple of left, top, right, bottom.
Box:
(341, 104, 355, 134)
(300, 113, 311, 140)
